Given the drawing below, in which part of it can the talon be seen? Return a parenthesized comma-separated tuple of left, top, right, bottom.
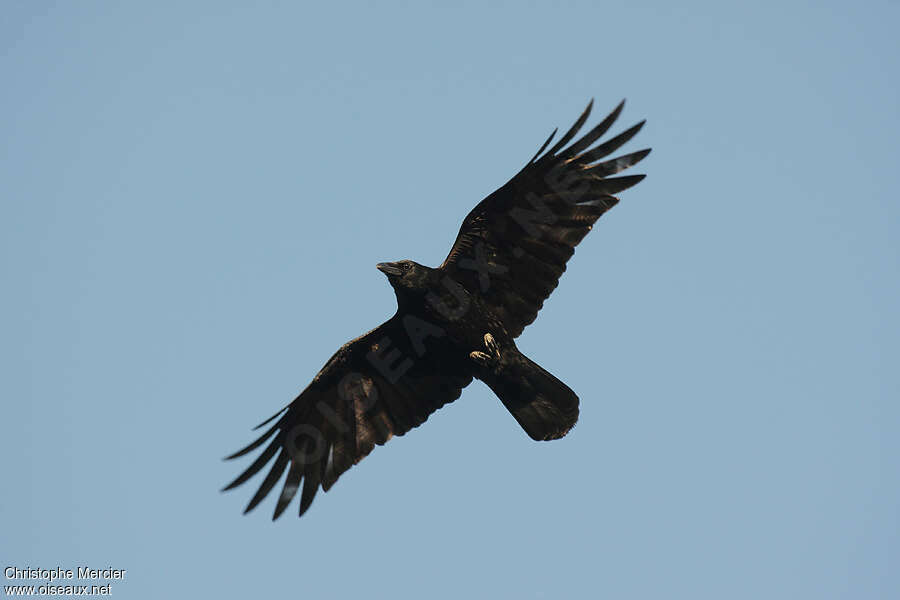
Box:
(471, 333, 503, 368)
(469, 350, 492, 366)
(483, 333, 500, 358)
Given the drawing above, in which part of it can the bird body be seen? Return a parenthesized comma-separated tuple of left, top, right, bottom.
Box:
(224, 100, 650, 519)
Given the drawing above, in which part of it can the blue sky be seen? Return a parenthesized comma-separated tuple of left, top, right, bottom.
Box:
(2, 1, 898, 598)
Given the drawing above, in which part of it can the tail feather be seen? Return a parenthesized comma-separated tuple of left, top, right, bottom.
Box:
(472, 334, 579, 441)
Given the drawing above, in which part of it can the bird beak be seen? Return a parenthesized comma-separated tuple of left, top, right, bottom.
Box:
(376, 262, 403, 276)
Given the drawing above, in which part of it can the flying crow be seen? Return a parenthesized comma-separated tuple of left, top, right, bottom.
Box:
(223, 99, 650, 519)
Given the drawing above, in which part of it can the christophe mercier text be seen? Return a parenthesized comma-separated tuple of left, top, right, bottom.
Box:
(5, 566, 126, 595)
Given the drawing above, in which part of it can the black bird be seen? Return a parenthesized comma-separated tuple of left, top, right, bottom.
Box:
(223, 99, 650, 519)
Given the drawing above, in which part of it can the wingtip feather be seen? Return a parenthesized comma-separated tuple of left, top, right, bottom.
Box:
(545, 100, 594, 157)
(253, 405, 288, 430)
(529, 128, 558, 163)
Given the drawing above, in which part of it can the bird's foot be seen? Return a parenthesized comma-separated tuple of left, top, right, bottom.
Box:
(469, 333, 502, 367)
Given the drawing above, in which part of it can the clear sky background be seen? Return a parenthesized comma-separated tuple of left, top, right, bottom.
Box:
(2, 2, 898, 598)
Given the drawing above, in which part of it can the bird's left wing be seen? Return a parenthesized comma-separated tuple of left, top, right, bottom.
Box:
(439, 100, 650, 338)
(223, 315, 472, 519)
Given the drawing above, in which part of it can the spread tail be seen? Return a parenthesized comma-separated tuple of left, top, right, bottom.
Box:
(471, 334, 579, 441)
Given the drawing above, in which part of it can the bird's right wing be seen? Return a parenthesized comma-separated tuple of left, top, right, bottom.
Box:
(223, 315, 472, 519)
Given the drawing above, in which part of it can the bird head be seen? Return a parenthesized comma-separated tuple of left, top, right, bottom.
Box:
(376, 260, 431, 291)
